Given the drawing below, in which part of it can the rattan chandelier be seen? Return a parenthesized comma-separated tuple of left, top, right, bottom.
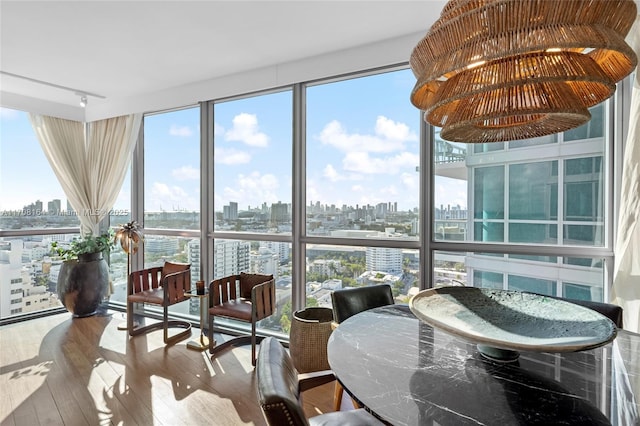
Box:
(410, 0, 638, 143)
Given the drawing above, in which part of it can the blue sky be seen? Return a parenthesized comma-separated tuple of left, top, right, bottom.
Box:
(0, 68, 468, 213)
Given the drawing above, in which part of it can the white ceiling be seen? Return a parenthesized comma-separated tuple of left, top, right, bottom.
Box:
(0, 0, 447, 121)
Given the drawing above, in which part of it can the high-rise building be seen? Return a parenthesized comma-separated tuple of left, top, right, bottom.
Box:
(260, 241, 289, 264)
(212, 239, 250, 279)
(186, 239, 201, 283)
(145, 237, 179, 255)
(0, 240, 25, 317)
(366, 246, 402, 275)
(250, 247, 279, 277)
(223, 202, 238, 220)
(271, 202, 289, 223)
(48, 199, 61, 214)
(435, 103, 607, 300)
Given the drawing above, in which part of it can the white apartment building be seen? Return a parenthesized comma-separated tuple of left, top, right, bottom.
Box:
(260, 241, 290, 264)
(212, 239, 251, 279)
(250, 246, 279, 278)
(0, 240, 26, 317)
(186, 239, 201, 282)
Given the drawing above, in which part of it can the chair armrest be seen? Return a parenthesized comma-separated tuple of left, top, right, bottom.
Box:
(251, 278, 276, 321)
(298, 369, 336, 392)
(209, 275, 241, 307)
(129, 266, 163, 294)
(163, 269, 191, 304)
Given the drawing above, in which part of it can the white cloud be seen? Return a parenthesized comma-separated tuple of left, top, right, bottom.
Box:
(306, 180, 322, 205)
(318, 116, 417, 154)
(434, 178, 468, 209)
(374, 116, 415, 142)
(323, 164, 342, 182)
(342, 151, 419, 175)
(171, 165, 199, 180)
(380, 185, 399, 197)
(214, 147, 251, 165)
(400, 172, 419, 191)
(225, 113, 269, 147)
(222, 171, 281, 207)
(148, 182, 198, 211)
(169, 124, 193, 137)
(351, 184, 364, 192)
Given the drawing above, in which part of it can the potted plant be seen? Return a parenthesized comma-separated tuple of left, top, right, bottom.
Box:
(51, 230, 114, 317)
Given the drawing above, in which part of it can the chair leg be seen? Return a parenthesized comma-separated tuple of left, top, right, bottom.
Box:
(127, 301, 191, 344)
(332, 381, 361, 411)
(164, 305, 169, 343)
(208, 313, 215, 353)
(251, 321, 257, 366)
(162, 304, 191, 345)
(127, 300, 135, 336)
(208, 315, 265, 367)
(333, 381, 343, 411)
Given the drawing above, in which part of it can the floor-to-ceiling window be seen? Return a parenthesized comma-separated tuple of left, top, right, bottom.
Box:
(1, 64, 627, 327)
(137, 106, 201, 317)
(431, 103, 611, 302)
(0, 109, 78, 319)
(211, 89, 293, 334)
(304, 68, 422, 311)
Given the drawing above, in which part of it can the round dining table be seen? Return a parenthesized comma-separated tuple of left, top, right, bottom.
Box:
(327, 304, 640, 426)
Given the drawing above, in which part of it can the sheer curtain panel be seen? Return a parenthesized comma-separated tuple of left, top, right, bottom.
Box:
(612, 17, 640, 333)
(30, 113, 142, 236)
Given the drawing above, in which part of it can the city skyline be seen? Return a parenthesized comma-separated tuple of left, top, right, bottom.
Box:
(0, 69, 469, 213)
(2, 195, 467, 218)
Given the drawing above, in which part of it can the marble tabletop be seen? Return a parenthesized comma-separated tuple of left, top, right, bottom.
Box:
(327, 304, 640, 426)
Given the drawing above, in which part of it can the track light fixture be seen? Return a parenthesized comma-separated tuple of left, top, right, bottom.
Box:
(1, 71, 106, 107)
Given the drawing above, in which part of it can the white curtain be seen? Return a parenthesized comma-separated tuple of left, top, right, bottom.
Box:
(30, 113, 142, 236)
(612, 16, 640, 333)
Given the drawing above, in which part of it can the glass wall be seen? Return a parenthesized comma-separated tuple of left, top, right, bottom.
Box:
(433, 104, 609, 302)
(144, 107, 201, 230)
(306, 70, 420, 241)
(213, 90, 293, 234)
(128, 107, 202, 319)
(435, 251, 606, 301)
(305, 244, 420, 308)
(211, 90, 294, 335)
(0, 109, 80, 230)
(2, 64, 623, 324)
(0, 109, 81, 320)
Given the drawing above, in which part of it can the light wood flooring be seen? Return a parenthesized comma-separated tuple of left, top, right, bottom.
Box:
(0, 310, 335, 426)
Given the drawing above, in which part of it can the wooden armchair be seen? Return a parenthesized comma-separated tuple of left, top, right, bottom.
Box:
(127, 262, 192, 344)
(208, 272, 276, 366)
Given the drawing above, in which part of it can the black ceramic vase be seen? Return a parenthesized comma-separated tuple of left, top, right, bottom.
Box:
(57, 252, 109, 317)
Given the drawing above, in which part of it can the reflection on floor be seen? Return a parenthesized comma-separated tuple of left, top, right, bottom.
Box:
(0, 310, 335, 426)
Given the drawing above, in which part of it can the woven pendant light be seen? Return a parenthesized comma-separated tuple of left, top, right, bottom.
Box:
(410, 0, 638, 143)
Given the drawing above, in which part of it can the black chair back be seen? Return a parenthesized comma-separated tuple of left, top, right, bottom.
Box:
(528, 292, 624, 328)
(256, 337, 308, 426)
(565, 299, 623, 328)
(331, 284, 394, 324)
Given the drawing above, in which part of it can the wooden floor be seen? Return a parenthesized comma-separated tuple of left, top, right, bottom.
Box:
(0, 310, 335, 426)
